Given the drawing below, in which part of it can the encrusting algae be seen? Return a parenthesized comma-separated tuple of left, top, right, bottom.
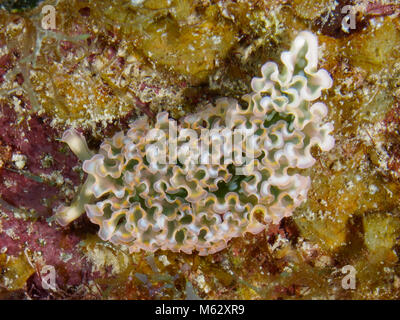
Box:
(55, 31, 334, 256)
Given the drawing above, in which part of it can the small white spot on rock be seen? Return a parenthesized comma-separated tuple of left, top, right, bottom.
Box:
(369, 184, 378, 195)
(12, 153, 27, 170)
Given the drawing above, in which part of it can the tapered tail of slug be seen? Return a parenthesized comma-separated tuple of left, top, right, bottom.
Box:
(55, 176, 95, 225)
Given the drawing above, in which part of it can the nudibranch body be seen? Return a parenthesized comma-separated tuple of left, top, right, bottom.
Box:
(55, 31, 334, 255)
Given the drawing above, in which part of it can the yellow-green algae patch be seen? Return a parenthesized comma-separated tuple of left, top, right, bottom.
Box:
(0, 0, 285, 129)
(0, 253, 35, 291)
(363, 212, 400, 264)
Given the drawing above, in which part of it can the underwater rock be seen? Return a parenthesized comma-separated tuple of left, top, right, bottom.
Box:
(0, 202, 96, 295)
(0, 103, 81, 213)
(0, 0, 400, 300)
(363, 211, 400, 264)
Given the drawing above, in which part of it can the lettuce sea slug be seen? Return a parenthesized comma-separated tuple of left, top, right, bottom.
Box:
(55, 31, 334, 255)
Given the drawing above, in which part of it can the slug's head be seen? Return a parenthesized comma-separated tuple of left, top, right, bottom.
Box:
(55, 129, 94, 226)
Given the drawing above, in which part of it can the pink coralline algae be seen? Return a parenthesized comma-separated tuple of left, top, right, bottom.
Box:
(0, 205, 92, 290)
(0, 101, 96, 296)
(0, 102, 82, 214)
